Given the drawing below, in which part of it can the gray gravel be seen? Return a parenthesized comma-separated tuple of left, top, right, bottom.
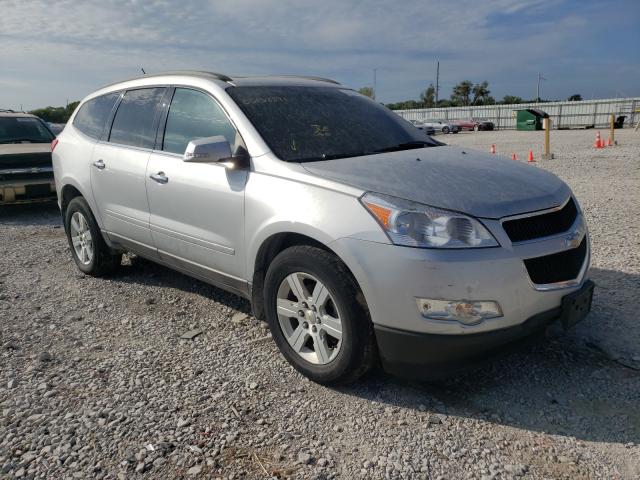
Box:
(1, 128, 639, 479)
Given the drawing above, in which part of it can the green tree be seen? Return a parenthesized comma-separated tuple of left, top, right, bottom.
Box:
(386, 99, 424, 110)
(357, 87, 374, 99)
(568, 94, 582, 101)
(30, 101, 80, 123)
(419, 84, 436, 108)
(501, 95, 524, 105)
(471, 81, 491, 105)
(450, 80, 473, 106)
(436, 99, 453, 108)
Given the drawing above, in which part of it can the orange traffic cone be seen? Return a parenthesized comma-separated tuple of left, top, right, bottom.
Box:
(528, 150, 535, 163)
(594, 131, 603, 149)
(511, 153, 517, 160)
(490, 144, 496, 154)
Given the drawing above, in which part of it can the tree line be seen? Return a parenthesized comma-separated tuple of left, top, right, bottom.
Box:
(28, 102, 80, 123)
(358, 81, 582, 110)
(26, 85, 584, 122)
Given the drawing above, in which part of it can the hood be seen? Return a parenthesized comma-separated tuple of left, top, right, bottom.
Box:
(301, 146, 571, 219)
(0, 143, 52, 155)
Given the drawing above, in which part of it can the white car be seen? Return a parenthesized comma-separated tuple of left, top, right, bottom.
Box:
(408, 119, 436, 136)
(421, 120, 458, 134)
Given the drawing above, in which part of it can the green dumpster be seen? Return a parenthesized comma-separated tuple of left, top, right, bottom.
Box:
(516, 108, 549, 131)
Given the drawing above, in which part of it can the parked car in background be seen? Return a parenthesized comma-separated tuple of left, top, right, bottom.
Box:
(53, 71, 593, 385)
(0, 110, 56, 204)
(451, 119, 495, 131)
(421, 120, 459, 134)
(408, 119, 436, 136)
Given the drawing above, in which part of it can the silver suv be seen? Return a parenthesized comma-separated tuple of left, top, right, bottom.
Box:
(52, 71, 594, 384)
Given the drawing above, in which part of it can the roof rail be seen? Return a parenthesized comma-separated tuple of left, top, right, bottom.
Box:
(0, 109, 17, 113)
(156, 70, 233, 82)
(101, 70, 233, 89)
(277, 75, 341, 85)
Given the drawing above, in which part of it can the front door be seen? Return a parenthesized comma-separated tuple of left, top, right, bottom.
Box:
(90, 87, 166, 258)
(145, 87, 248, 293)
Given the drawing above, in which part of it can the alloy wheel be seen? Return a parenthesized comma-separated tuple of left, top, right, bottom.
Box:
(276, 272, 343, 365)
(70, 211, 94, 265)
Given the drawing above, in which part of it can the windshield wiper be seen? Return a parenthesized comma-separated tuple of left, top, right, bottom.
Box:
(295, 141, 440, 162)
(371, 140, 438, 154)
(297, 152, 368, 163)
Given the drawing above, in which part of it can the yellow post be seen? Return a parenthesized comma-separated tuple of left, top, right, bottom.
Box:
(610, 114, 615, 145)
(542, 117, 553, 159)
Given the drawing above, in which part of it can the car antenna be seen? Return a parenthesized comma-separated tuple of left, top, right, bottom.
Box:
(141, 67, 146, 75)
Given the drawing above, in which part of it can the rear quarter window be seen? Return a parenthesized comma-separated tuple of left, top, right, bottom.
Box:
(73, 93, 119, 140)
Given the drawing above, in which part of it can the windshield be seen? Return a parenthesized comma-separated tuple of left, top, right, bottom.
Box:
(0, 116, 55, 144)
(226, 86, 439, 162)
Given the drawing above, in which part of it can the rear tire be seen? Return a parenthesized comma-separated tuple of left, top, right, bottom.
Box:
(442, 126, 450, 134)
(64, 197, 121, 276)
(264, 245, 377, 385)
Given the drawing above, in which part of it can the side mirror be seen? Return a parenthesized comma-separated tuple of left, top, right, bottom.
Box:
(183, 136, 233, 164)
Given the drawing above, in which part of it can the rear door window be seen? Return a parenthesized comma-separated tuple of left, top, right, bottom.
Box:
(73, 93, 119, 140)
(162, 88, 237, 155)
(109, 88, 165, 149)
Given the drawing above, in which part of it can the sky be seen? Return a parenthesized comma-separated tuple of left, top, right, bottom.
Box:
(1, 0, 639, 110)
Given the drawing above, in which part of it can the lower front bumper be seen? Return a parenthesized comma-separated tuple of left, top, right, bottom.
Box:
(0, 180, 56, 205)
(374, 280, 594, 380)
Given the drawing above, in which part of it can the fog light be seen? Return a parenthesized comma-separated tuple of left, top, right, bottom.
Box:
(416, 298, 502, 325)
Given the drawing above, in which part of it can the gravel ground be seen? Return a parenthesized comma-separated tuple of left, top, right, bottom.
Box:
(1, 128, 639, 479)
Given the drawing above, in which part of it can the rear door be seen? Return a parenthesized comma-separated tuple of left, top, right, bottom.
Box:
(145, 87, 248, 293)
(90, 87, 166, 258)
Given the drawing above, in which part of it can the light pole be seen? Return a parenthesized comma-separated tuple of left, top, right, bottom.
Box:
(373, 68, 378, 101)
(435, 61, 440, 105)
(536, 73, 547, 103)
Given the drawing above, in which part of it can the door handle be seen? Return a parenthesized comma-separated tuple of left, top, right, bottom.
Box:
(93, 159, 105, 170)
(149, 172, 169, 184)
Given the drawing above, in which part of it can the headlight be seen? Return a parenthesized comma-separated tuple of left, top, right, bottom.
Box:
(360, 192, 498, 248)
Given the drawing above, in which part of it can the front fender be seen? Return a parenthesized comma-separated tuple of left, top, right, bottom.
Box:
(244, 171, 387, 280)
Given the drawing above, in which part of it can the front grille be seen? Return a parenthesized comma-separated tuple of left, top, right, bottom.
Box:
(0, 171, 53, 181)
(524, 237, 587, 284)
(503, 198, 578, 243)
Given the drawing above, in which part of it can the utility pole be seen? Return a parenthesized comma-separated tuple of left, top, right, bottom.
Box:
(536, 73, 546, 103)
(373, 68, 378, 101)
(435, 61, 440, 105)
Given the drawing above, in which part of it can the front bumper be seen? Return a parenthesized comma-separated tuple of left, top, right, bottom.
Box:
(0, 178, 56, 205)
(330, 229, 591, 375)
(375, 279, 594, 379)
(332, 234, 590, 335)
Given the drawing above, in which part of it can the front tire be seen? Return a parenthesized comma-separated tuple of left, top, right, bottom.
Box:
(64, 197, 121, 276)
(264, 246, 376, 385)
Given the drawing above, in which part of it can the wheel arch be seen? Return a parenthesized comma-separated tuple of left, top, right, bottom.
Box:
(60, 184, 83, 217)
(250, 231, 368, 321)
(59, 179, 105, 234)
